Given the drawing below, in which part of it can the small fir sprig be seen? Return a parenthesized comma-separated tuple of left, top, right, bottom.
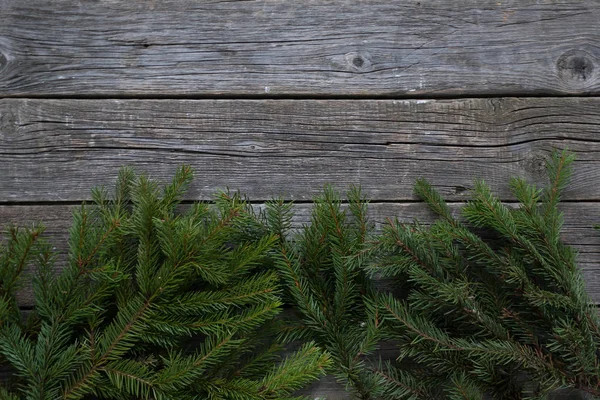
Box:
(263, 186, 381, 399)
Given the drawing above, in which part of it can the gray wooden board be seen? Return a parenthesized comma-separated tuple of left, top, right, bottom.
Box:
(2, 97, 600, 202)
(1, 1, 599, 97)
(3, 201, 600, 305)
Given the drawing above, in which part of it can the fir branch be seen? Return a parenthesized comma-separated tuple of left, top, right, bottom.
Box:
(0, 225, 43, 298)
(154, 334, 238, 391)
(258, 342, 330, 396)
(376, 149, 600, 399)
(0, 165, 326, 400)
(370, 363, 433, 400)
(62, 296, 153, 399)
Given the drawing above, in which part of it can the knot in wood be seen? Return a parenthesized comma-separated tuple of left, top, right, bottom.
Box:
(344, 51, 373, 72)
(557, 50, 596, 88)
(524, 153, 548, 177)
(0, 50, 7, 73)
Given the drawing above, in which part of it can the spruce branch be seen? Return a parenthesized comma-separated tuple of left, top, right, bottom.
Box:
(372, 149, 600, 399)
(266, 185, 379, 400)
(0, 166, 327, 399)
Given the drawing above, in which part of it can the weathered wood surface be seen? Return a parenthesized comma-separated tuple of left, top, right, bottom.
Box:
(2, 97, 600, 203)
(1, 1, 599, 97)
(2, 2, 600, 397)
(4, 201, 600, 304)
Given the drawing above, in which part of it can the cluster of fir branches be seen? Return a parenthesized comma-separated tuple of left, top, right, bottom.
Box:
(260, 187, 381, 399)
(262, 150, 600, 400)
(368, 150, 600, 399)
(2, 149, 600, 400)
(0, 166, 329, 400)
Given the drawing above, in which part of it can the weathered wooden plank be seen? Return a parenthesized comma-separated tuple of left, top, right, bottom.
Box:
(1, 98, 600, 202)
(0, 1, 599, 97)
(3, 202, 600, 305)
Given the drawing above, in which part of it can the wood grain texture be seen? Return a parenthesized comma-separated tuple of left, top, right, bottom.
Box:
(0, 1, 599, 97)
(2, 3, 599, 398)
(3, 201, 600, 304)
(2, 97, 600, 202)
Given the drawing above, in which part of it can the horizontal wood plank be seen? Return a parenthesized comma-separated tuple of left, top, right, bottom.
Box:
(3, 202, 600, 305)
(2, 98, 600, 202)
(0, 1, 599, 97)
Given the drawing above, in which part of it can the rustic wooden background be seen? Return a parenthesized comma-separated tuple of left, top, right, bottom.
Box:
(1, 1, 600, 398)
